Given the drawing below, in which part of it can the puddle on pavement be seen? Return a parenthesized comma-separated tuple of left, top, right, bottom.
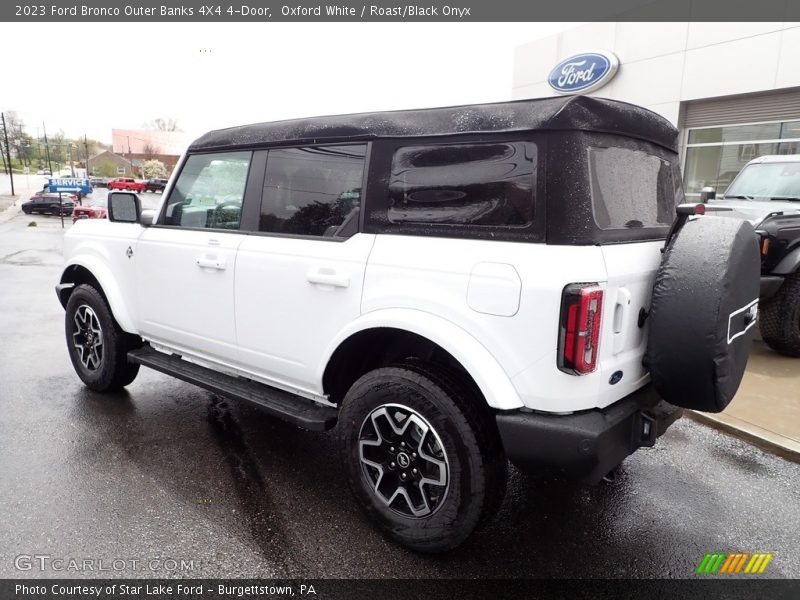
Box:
(0, 249, 63, 267)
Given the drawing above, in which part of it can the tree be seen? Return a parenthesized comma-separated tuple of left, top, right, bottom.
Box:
(17, 133, 35, 166)
(142, 142, 161, 159)
(144, 118, 181, 132)
(49, 129, 66, 162)
(3, 111, 24, 138)
(94, 161, 117, 178)
(142, 159, 167, 179)
(2, 111, 28, 166)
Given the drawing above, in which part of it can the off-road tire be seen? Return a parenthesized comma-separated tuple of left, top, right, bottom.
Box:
(339, 361, 506, 553)
(760, 271, 800, 357)
(65, 284, 141, 392)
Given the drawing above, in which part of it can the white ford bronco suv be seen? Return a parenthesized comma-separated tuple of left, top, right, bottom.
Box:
(57, 96, 760, 552)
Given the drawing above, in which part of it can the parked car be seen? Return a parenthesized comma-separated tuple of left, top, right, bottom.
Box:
(36, 169, 52, 176)
(705, 154, 800, 356)
(32, 189, 77, 202)
(144, 178, 169, 193)
(22, 194, 75, 216)
(107, 177, 146, 192)
(90, 177, 109, 188)
(72, 198, 108, 223)
(56, 97, 759, 553)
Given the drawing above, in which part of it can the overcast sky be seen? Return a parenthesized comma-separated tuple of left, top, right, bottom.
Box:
(1, 22, 575, 143)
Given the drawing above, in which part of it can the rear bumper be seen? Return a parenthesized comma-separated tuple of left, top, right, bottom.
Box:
(496, 384, 682, 483)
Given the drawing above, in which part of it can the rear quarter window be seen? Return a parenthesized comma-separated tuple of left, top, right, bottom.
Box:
(588, 146, 675, 230)
(387, 142, 535, 227)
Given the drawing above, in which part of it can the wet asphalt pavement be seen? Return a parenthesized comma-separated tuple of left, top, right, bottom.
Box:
(0, 205, 799, 580)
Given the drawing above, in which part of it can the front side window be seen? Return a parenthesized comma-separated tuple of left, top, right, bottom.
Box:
(588, 146, 675, 230)
(259, 145, 366, 238)
(387, 142, 535, 227)
(164, 151, 251, 229)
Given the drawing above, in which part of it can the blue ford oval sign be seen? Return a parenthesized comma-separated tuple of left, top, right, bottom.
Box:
(548, 50, 619, 95)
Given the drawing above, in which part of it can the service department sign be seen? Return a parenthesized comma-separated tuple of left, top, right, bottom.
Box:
(548, 50, 619, 95)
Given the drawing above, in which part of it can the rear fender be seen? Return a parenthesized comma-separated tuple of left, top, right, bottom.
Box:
(319, 309, 524, 411)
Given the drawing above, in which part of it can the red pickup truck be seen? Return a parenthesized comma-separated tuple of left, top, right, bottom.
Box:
(107, 177, 146, 192)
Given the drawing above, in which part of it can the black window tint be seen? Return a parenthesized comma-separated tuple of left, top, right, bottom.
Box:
(387, 142, 535, 227)
(588, 146, 675, 230)
(164, 151, 251, 229)
(259, 145, 366, 237)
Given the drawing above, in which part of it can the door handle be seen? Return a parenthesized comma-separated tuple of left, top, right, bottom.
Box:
(612, 288, 631, 355)
(306, 268, 349, 288)
(196, 257, 227, 270)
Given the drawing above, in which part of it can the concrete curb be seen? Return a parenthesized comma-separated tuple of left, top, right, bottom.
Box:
(687, 410, 800, 464)
(0, 196, 22, 224)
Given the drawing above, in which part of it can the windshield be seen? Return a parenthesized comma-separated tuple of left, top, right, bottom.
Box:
(725, 162, 800, 199)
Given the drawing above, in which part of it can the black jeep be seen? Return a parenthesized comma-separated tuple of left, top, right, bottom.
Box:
(705, 155, 800, 356)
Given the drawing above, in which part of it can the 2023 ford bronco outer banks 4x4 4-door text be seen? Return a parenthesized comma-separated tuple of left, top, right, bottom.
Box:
(57, 97, 760, 552)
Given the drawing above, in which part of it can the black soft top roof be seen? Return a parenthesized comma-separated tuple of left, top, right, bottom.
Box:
(189, 95, 679, 154)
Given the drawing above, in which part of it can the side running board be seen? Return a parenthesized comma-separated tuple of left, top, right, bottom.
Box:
(127, 346, 338, 431)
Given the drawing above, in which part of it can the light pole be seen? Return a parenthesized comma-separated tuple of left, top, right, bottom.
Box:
(42, 123, 53, 174)
(1, 112, 14, 196)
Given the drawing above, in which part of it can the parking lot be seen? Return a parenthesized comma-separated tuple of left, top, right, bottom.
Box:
(0, 196, 797, 579)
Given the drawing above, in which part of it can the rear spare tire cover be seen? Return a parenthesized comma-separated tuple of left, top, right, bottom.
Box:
(646, 217, 760, 413)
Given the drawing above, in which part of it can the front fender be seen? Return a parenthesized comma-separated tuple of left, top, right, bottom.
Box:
(59, 255, 137, 334)
(319, 308, 524, 411)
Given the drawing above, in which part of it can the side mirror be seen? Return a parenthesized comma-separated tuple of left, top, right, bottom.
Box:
(139, 209, 156, 227)
(108, 192, 141, 223)
(700, 186, 716, 203)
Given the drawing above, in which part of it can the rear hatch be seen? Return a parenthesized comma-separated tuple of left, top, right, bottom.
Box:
(586, 144, 682, 407)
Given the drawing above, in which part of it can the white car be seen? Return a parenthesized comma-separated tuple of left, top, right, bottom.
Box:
(56, 97, 760, 552)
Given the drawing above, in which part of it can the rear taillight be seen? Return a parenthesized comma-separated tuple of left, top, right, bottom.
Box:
(558, 283, 604, 375)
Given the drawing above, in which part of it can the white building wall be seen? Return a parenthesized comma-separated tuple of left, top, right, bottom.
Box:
(512, 22, 800, 126)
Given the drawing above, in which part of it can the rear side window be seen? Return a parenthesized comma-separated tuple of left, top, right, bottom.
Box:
(387, 142, 535, 227)
(259, 145, 366, 238)
(588, 146, 675, 230)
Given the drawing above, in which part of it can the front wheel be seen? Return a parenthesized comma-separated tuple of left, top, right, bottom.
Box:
(65, 284, 141, 391)
(760, 271, 800, 357)
(339, 362, 506, 553)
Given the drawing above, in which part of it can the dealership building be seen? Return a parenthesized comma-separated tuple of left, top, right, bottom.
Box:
(513, 22, 800, 198)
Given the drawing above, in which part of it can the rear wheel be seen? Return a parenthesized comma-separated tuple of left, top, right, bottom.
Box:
(65, 284, 141, 392)
(339, 362, 506, 553)
(760, 271, 800, 357)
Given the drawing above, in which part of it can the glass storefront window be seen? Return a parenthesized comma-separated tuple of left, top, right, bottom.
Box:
(780, 121, 800, 139)
(684, 146, 722, 194)
(688, 128, 722, 144)
(684, 119, 800, 196)
(688, 122, 781, 144)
